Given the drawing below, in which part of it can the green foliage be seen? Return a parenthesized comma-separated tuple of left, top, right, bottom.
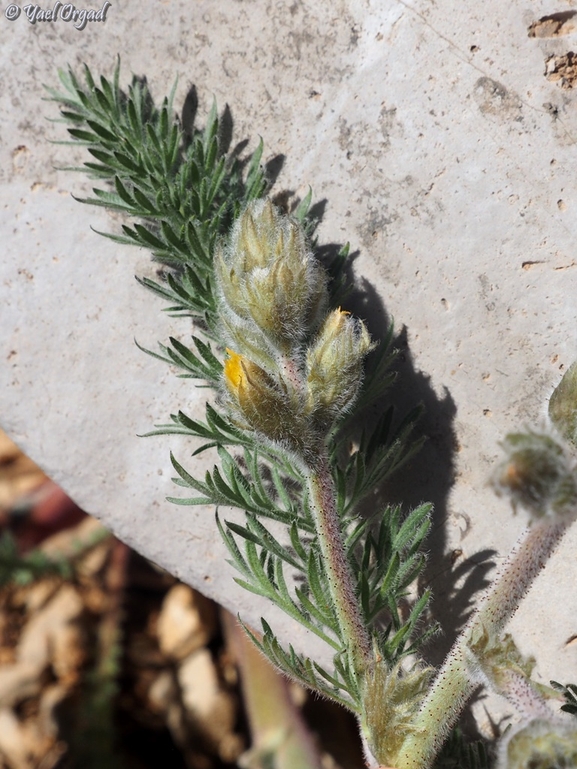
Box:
(334, 401, 425, 517)
(67, 645, 123, 769)
(135, 334, 222, 386)
(52, 61, 432, 737)
(350, 503, 435, 658)
(433, 729, 491, 769)
(551, 680, 577, 717)
(0, 527, 124, 769)
(0, 525, 111, 587)
(169, 437, 433, 709)
(0, 530, 73, 585)
(46, 59, 267, 337)
(170, 447, 310, 528)
(245, 618, 359, 709)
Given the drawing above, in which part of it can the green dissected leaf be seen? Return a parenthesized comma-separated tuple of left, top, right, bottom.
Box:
(67, 128, 100, 143)
(336, 402, 424, 519)
(85, 118, 118, 143)
(345, 516, 369, 555)
(242, 619, 357, 710)
(294, 586, 335, 629)
(226, 534, 341, 649)
(294, 187, 313, 224)
(551, 680, 577, 716)
(393, 503, 432, 552)
(170, 448, 312, 529)
(49, 61, 268, 339)
(345, 502, 433, 661)
(432, 729, 490, 769)
(134, 335, 220, 382)
(289, 521, 308, 562)
(140, 404, 245, 448)
(246, 515, 303, 570)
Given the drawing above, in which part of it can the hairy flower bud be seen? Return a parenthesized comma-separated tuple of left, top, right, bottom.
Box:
(223, 350, 304, 450)
(494, 431, 577, 521)
(215, 199, 328, 352)
(306, 308, 375, 421)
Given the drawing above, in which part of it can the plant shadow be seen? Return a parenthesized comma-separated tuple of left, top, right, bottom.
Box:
(291, 213, 497, 744)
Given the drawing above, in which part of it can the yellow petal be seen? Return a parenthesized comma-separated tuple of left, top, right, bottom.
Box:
(224, 349, 244, 392)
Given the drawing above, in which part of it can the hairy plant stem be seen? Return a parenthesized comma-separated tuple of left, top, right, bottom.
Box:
(305, 453, 373, 683)
(394, 516, 571, 769)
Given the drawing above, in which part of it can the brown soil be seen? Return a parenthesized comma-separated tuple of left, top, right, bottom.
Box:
(0, 431, 364, 769)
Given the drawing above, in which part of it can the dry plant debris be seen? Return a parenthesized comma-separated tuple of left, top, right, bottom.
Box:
(528, 13, 577, 38)
(0, 430, 245, 769)
(0, 431, 363, 769)
(0, 433, 45, 513)
(0, 524, 246, 769)
(545, 51, 577, 89)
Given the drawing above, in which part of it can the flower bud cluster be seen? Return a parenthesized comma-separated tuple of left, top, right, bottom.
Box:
(215, 199, 374, 456)
(496, 717, 577, 769)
